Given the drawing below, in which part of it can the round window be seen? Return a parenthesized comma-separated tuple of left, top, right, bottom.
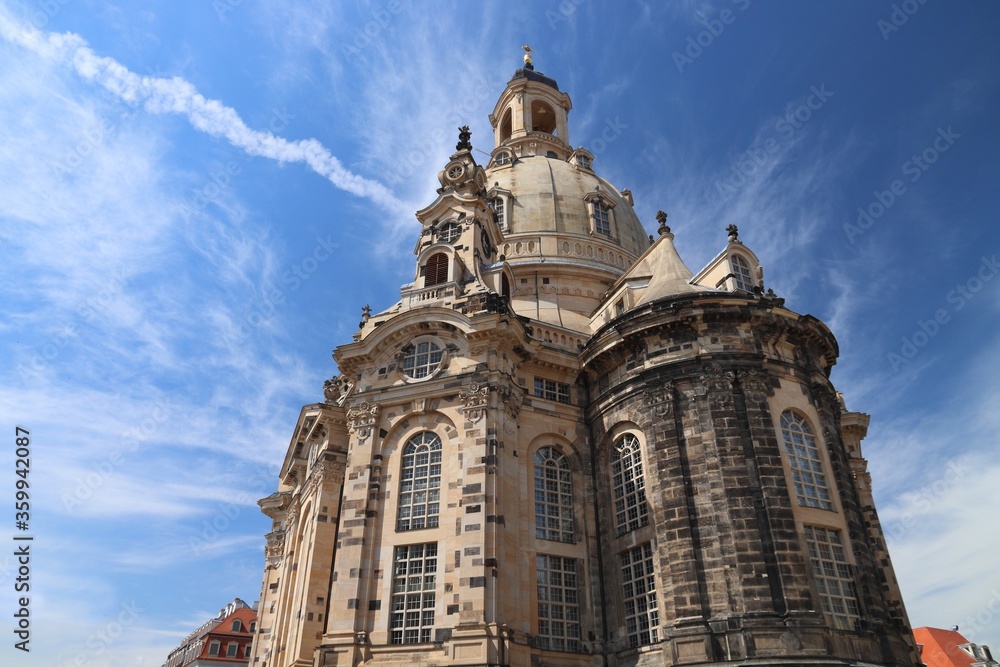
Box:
(439, 222, 461, 244)
(402, 341, 443, 379)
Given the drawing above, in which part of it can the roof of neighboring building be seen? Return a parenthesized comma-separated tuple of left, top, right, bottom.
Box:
(162, 598, 257, 667)
(914, 626, 979, 667)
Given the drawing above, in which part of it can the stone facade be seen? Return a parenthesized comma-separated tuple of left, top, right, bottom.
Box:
(249, 62, 919, 667)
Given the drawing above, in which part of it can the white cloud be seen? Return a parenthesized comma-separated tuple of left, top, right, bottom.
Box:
(0, 7, 406, 215)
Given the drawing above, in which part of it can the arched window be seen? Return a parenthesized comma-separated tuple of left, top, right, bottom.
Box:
(494, 150, 512, 166)
(397, 432, 443, 530)
(438, 222, 461, 244)
(401, 340, 442, 379)
(534, 447, 575, 542)
(731, 255, 754, 292)
(780, 411, 833, 510)
(611, 434, 649, 534)
(531, 100, 557, 134)
(231, 620, 243, 632)
(424, 253, 449, 287)
(501, 274, 511, 301)
(500, 108, 512, 143)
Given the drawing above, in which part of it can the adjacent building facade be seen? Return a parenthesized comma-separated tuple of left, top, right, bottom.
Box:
(164, 598, 257, 667)
(249, 59, 919, 667)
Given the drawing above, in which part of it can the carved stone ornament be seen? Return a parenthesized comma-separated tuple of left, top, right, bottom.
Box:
(810, 381, 840, 414)
(456, 125, 472, 152)
(497, 384, 521, 420)
(264, 530, 286, 569)
(307, 459, 342, 494)
(324, 374, 353, 405)
(737, 368, 771, 404)
(700, 364, 735, 407)
(284, 504, 299, 533)
(644, 379, 673, 419)
(347, 401, 380, 442)
(459, 383, 490, 422)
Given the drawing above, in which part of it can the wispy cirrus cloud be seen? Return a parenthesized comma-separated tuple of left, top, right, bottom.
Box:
(0, 7, 406, 216)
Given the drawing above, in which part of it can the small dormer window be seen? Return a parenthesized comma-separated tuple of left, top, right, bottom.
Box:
(439, 222, 461, 244)
(577, 155, 591, 169)
(495, 151, 512, 166)
(232, 620, 243, 632)
(730, 255, 754, 292)
(488, 197, 506, 230)
(593, 202, 611, 236)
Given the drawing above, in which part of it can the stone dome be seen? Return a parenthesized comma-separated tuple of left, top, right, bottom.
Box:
(485, 154, 650, 264)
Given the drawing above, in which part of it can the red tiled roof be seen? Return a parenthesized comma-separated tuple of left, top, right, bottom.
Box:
(914, 626, 976, 667)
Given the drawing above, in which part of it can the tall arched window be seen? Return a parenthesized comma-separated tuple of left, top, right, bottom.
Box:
(780, 411, 833, 510)
(500, 108, 512, 143)
(397, 432, 443, 530)
(531, 100, 557, 134)
(730, 254, 754, 292)
(424, 253, 449, 287)
(612, 434, 649, 535)
(534, 447, 575, 542)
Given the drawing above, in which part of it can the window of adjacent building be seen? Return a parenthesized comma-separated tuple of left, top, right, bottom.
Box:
(612, 434, 649, 535)
(780, 411, 833, 510)
(390, 543, 437, 644)
(536, 554, 581, 652)
(249, 621, 255, 633)
(804, 525, 860, 631)
(402, 341, 443, 380)
(620, 543, 659, 648)
(244, 645, 252, 657)
(231, 620, 243, 632)
(593, 201, 612, 236)
(226, 643, 238, 657)
(489, 197, 505, 229)
(423, 252, 449, 287)
(439, 222, 461, 244)
(534, 447, 575, 542)
(209, 641, 220, 656)
(534, 378, 570, 404)
(731, 254, 754, 292)
(397, 432, 442, 531)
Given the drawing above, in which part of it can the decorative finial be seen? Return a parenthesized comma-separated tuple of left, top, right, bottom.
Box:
(656, 211, 671, 236)
(726, 224, 740, 243)
(522, 45, 534, 70)
(456, 125, 472, 151)
(361, 304, 371, 322)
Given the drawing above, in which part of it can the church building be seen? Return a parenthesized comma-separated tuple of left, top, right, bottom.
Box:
(248, 53, 919, 667)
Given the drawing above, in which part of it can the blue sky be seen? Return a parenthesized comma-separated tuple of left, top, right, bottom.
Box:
(1, 1, 998, 665)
